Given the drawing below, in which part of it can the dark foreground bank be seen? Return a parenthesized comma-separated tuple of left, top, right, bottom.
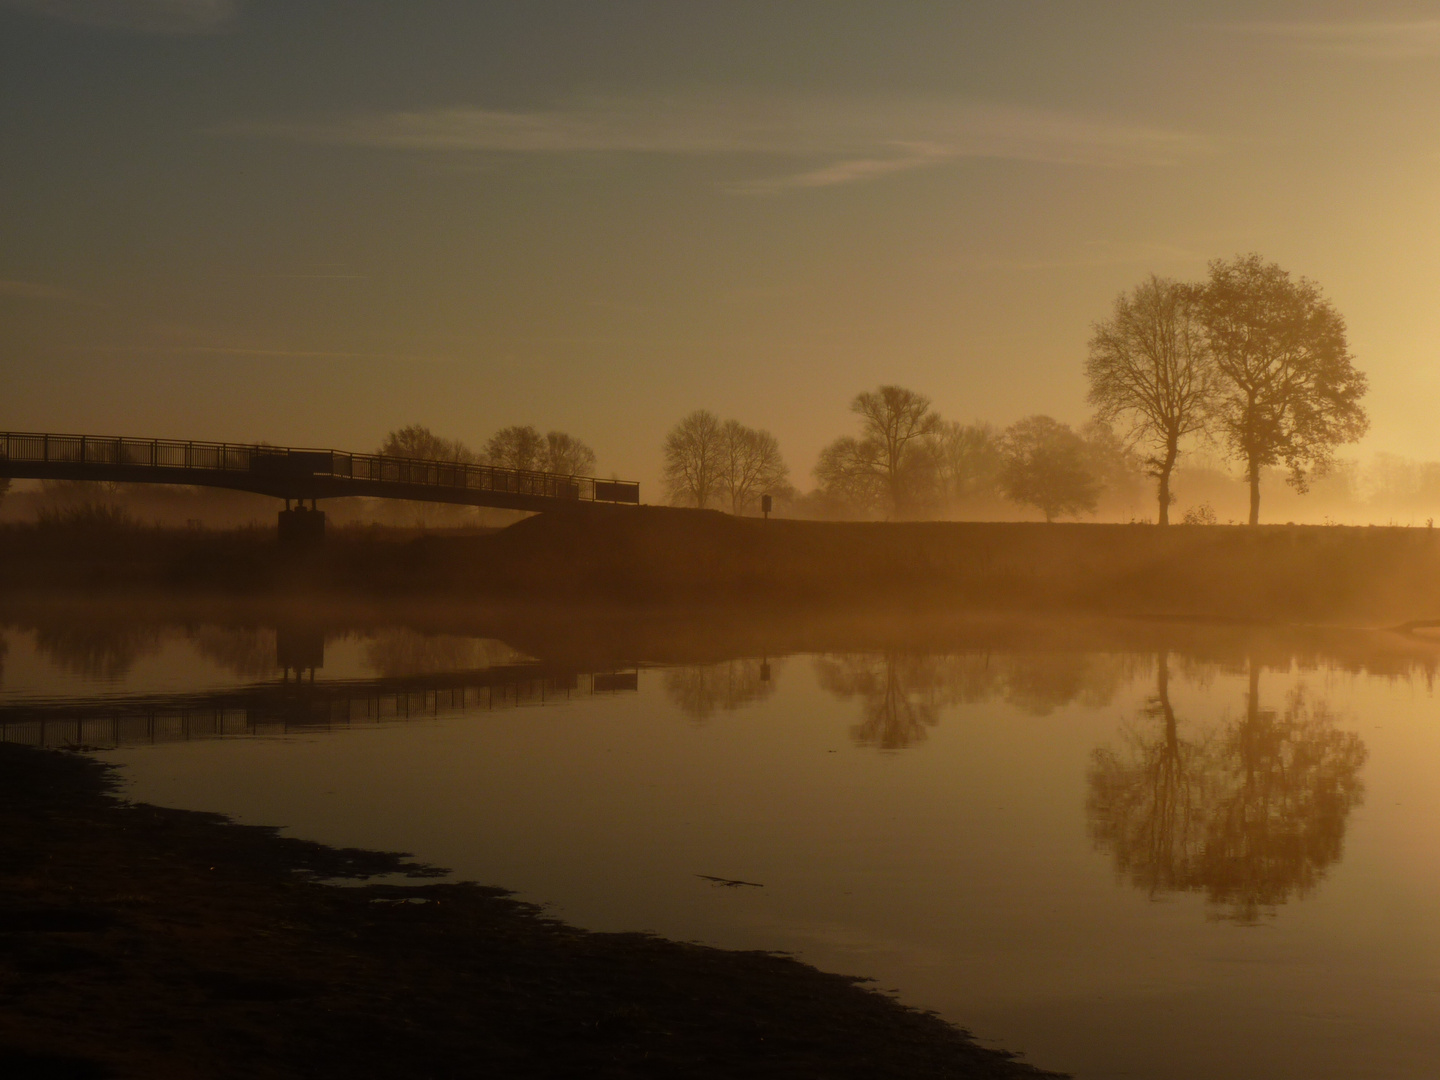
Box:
(0, 744, 1061, 1080)
(5, 506, 1440, 622)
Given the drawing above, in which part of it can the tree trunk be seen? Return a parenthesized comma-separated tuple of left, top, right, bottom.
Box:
(1248, 466, 1261, 526)
(1157, 438, 1179, 526)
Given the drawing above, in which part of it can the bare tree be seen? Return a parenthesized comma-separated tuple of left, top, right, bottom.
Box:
(379, 424, 476, 462)
(540, 431, 596, 476)
(999, 415, 1101, 522)
(1086, 275, 1217, 524)
(814, 385, 942, 518)
(852, 386, 942, 516)
(813, 436, 888, 517)
(932, 421, 1004, 511)
(1197, 255, 1368, 525)
(663, 409, 724, 508)
(716, 420, 789, 515)
(486, 425, 545, 471)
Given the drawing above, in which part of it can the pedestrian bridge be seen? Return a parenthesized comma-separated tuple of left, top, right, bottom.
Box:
(0, 430, 639, 514)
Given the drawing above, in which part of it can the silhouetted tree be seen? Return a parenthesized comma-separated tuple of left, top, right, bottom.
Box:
(1088, 659, 1367, 922)
(540, 431, 596, 476)
(663, 409, 724, 509)
(814, 385, 941, 518)
(813, 436, 888, 516)
(1086, 275, 1218, 524)
(486, 425, 545, 471)
(379, 424, 476, 462)
(717, 420, 789, 515)
(932, 421, 1004, 510)
(999, 416, 1101, 521)
(1197, 255, 1368, 525)
(1080, 420, 1149, 516)
(854, 385, 942, 516)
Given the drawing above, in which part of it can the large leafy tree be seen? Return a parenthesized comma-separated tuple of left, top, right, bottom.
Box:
(1198, 255, 1368, 525)
(1086, 274, 1217, 524)
(999, 415, 1101, 522)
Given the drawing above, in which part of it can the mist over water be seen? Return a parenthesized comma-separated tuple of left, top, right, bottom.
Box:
(3, 604, 1438, 1080)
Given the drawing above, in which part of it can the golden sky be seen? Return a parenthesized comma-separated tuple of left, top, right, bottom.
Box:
(5, 1, 1440, 494)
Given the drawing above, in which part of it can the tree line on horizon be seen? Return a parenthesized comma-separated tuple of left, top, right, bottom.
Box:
(378, 423, 599, 477)
(662, 254, 1369, 525)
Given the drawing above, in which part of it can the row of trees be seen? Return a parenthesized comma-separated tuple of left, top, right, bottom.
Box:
(662, 392, 1143, 521)
(378, 423, 598, 476)
(813, 388, 1143, 521)
(1087, 255, 1368, 524)
(662, 254, 1368, 526)
(662, 410, 790, 514)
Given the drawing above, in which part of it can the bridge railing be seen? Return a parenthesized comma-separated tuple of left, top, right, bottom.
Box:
(0, 432, 640, 504)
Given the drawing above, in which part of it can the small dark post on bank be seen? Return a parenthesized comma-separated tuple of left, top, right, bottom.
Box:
(761, 494, 772, 520)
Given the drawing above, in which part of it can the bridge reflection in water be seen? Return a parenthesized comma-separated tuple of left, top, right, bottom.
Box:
(0, 663, 640, 751)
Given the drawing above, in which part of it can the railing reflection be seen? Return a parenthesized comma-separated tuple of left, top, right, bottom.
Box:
(0, 663, 638, 750)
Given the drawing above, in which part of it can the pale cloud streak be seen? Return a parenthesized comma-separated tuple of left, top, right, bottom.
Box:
(1222, 19, 1440, 58)
(0, 0, 236, 34)
(222, 93, 1213, 193)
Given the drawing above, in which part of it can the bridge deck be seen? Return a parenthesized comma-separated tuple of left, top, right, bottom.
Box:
(0, 431, 640, 512)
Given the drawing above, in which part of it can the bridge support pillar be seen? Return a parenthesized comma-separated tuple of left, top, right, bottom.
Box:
(278, 506, 325, 547)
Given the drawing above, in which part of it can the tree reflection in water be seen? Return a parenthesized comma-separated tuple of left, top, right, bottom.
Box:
(190, 626, 279, 680)
(1088, 655, 1367, 922)
(664, 658, 782, 721)
(813, 653, 949, 749)
(32, 622, 164, 682)
(814, 651, 1140, 749)
(361, 630, 526, 678)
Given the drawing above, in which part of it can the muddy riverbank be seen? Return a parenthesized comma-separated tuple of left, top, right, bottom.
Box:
(0, 742, 1061, 1079)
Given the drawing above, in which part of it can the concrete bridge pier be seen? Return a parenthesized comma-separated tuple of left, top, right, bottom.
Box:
(278, 497, 325, 547)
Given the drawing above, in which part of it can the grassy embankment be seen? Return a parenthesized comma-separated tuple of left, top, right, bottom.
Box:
(4, 506, 1439, 623)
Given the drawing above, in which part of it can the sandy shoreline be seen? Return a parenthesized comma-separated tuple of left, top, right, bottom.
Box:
(0, 743, 1063, 1079)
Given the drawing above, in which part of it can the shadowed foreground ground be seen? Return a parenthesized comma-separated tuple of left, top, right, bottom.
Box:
(0, 744, 1062, 1079)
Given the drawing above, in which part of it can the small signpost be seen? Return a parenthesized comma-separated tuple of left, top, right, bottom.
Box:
(761, 494, 772, 520)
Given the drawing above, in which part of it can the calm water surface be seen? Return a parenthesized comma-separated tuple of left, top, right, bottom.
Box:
(2, 611, 1438, 1080)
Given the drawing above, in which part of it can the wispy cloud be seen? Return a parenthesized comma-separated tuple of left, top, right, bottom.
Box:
(221, 93, 1212, 193)
(1222, 19, 1440, 58)
(1, 0, 236, 35)
(728, 142, 956, 194)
